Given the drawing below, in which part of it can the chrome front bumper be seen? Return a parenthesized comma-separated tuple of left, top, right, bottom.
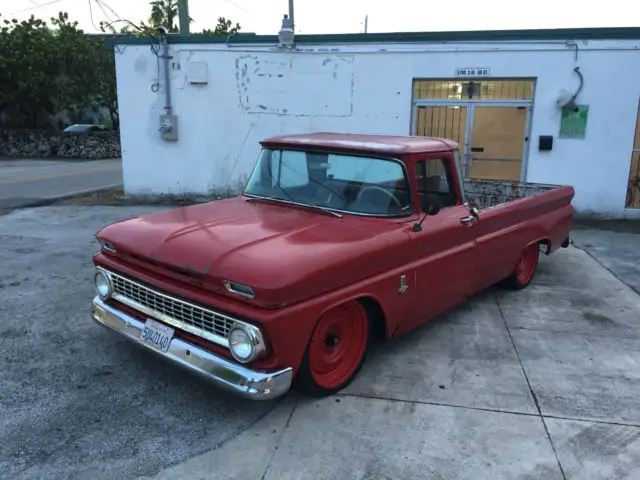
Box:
(91, 297, 293, 400)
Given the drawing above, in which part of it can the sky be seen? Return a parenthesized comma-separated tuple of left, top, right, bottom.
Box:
(1, 0, 639, 35)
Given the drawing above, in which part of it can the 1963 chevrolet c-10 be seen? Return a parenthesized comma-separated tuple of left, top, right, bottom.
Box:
(91, 133, 574, 399)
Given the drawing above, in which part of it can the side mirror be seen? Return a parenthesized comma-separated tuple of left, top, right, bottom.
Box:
(426, 202, 440, 216)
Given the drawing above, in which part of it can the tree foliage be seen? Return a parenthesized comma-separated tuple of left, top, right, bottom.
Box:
(0, 12, 117, 130)
(201, 17, 241, 36)
(104, 1, 240, 37)
(0, 4, 241, 130)
(149, 0, 180, 32)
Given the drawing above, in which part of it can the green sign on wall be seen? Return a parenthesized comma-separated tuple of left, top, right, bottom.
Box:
(559, 105, 589, 139)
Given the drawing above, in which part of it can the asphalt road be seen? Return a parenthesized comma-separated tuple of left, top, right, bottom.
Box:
(0, 158, 122, 213)
(0, 206, 276, 480)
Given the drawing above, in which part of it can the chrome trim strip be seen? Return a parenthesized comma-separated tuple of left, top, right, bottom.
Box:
(97, 267, 265, 355)
(91, 297, 292, 400)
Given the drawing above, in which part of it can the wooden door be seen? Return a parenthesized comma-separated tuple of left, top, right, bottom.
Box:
(469, 106, 528, 181)
(626, 100, 640, 208)
(415, 106, 467, 148)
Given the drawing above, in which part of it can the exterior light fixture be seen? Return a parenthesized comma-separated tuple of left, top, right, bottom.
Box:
(278, 14, 294, 48)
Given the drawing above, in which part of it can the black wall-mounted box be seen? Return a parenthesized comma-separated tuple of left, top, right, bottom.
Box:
(539, 135, 553, 151)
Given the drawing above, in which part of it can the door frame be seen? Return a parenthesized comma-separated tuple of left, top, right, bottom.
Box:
(411, 100, 533, 181)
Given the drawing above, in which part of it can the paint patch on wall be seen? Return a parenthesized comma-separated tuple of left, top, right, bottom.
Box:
(235, 54, 354, 117)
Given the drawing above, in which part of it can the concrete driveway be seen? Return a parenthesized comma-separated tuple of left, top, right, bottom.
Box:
(1, 206, 639, 480)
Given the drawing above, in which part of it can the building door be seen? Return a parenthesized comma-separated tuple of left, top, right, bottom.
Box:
(469, 106, 528, 181)
(411, 79, 534, 181)
(626, 100, 640, 208)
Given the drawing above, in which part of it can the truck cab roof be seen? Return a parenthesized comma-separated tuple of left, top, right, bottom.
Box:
(260, 132, 460, 156)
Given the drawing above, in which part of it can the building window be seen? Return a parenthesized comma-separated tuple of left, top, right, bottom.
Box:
(412, 79, 534, 101)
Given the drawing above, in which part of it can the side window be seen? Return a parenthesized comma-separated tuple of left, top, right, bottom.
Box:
(415, 158, 457, 212)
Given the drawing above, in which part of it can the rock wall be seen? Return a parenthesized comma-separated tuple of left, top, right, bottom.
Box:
(0, 130, 121, 159)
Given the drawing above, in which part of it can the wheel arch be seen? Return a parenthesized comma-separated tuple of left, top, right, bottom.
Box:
(314, 294, 390, 341)
(356, 296, 388, 341)
(537, 237, 551, 255)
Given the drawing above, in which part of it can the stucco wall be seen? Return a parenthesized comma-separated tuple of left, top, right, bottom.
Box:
(114, 38, 640, 218)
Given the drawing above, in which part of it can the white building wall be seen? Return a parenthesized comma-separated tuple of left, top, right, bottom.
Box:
(114, 38, 640, 217)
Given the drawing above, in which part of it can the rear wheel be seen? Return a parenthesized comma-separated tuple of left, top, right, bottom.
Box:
(501, 243, 540, 290)
(295, 301, 370, 397)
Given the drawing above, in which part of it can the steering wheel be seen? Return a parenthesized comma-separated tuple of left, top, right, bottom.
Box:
(355, 186, 402, 210)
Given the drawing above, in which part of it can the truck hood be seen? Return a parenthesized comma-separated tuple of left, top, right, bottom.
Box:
(97, 196, 410, 308)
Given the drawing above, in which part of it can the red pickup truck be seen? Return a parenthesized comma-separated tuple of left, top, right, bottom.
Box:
(91, 133, 574, 399)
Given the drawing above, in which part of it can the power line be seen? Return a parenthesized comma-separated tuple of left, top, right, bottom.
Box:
(220, 0, 249, 14)
(87, 0, 100, 30)
(94, 0, 115, 22)
(9, 0, 63, 15)
(95, 0, 121, 21)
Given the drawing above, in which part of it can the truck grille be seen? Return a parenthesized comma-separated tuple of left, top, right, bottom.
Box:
(105, 269, 236, 347)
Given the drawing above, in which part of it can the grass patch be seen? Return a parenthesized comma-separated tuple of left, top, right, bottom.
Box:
(53, 187, 227, 206)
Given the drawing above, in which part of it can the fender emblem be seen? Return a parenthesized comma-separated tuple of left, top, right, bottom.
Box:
(399, 275, 408, 294)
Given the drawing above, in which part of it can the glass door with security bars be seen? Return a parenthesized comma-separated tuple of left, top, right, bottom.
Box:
(626, 100, 640, 208)
(411, 79, 534, 181)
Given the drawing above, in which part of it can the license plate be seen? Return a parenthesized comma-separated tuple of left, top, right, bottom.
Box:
(140, 319, 174, 353)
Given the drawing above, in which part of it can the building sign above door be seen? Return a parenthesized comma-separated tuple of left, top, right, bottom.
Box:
(455, 67, 491, 77)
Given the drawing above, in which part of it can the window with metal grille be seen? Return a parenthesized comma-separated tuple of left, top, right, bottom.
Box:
(413, 79, 534, 101)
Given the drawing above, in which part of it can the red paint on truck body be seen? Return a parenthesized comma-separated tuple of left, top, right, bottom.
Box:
(94, 133, 574, 377)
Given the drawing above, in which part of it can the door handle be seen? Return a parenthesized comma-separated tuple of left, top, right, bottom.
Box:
(460, 215, 475, 225)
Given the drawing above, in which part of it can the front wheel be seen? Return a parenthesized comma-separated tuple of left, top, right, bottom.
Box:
(501, 243, 540, 290)
(295, 301, 370, 397)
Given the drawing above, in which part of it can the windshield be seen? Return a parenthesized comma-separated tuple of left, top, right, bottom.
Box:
(244, 149, 412, 216)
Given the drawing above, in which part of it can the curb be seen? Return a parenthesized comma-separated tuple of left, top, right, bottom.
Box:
(0, 156, 122, 163)
(1, 183, 123, 213)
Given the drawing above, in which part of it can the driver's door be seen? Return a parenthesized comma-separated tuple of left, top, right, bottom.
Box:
(402, 155, 478, 333)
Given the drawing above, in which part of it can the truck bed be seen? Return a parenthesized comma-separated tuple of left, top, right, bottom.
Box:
(464, 179, 564, 210)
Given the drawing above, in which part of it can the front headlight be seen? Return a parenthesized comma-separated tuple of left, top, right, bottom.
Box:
(94, 270, 112, 300)
(229, 326, 257, 363)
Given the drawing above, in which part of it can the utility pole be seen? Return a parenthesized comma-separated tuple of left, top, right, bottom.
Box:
(288, 0, 295, 32)
(364, 14, 368, 33)
(178, 0, 190, 34)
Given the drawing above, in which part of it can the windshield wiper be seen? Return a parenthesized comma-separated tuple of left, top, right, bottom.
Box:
(245, 195, 343, 218)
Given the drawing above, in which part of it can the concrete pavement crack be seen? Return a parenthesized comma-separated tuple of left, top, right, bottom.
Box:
(495, 295, 568, 480)
(339, 392, 542, 418)
(260, 396, 298, 480)
(338, 392, 640, 428)
(509, 324, 638, 340)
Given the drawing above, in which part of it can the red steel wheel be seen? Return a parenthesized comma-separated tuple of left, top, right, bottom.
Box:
(502, 242, 540, 290)
(296, 301, 370, 396)
(515, 243, 539, 285)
